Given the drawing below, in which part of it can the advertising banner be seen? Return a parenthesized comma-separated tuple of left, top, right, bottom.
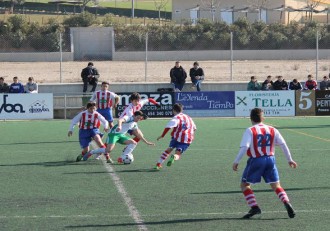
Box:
(295, 90, 315, 116)
(114, 92, 174, 118)
(315, 90, 330, 116)
(175, 91, 235, 117)
(0, 93, 53, 120)
(235, 91, 295, 117)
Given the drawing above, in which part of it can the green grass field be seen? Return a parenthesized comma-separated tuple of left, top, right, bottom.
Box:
(0, 117, 330, 230)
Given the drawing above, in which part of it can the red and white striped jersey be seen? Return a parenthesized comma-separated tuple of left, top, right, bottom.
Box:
(166, 113, 196, 144)
(240, 123, 286, 158)
(90, 90, 118, 109)
(119, 99, 149, 118)
(68, 110, 108, 131)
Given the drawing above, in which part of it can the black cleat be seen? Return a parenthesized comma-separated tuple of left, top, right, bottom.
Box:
(284, 202, 296, 218)
(242, 206, 261, 219)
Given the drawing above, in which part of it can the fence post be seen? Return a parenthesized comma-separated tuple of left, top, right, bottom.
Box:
(60, 32, 63, 83)
(145, 32, 148, 82)
(316, 30, 319, 81)
(64, 94, 67, 120)
(230, 31, 233, 81)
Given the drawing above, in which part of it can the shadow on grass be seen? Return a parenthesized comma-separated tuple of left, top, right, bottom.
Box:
(0, 141, 78, 146)
(63, 168, 160, 174)
(0, 160, 98, 167)
(65, 216, 288, 229)
(191, 186, 330, 195)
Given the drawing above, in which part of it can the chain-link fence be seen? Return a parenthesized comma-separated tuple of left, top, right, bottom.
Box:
(0, 29, 329, 86)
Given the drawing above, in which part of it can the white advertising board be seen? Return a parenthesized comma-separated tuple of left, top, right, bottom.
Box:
(235, 91, 295, 117)
(0, 93, 53, 120)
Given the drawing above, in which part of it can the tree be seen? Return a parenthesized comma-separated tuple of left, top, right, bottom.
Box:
(153, 0, 169, 24)
(305, 0, 321, 21)
(199, 0, 221, 22)
(80, 0, 98, 12)
(246, 0, 270, 21)
(9, 0, 25, 14)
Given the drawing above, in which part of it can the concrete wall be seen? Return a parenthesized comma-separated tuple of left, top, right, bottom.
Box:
(0, 52, 73, 62)
(70, 27, 114, 60)
(113, 49, 330, 61)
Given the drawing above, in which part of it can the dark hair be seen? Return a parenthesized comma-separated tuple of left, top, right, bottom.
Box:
(134, 111, 144, 117)
(267, 75, 272, 78)
(173, 103, 183, 113)
(250, 108, 263, 123)
(28, 77, 34, 81)
(0, 77, 4, 80)
(308, 74, 312, 78)
(101, 81, 109, 86)
(292, 79, 298, 83)
(13, 76, 18, 79)
(193, 61, 199, 66)
(250, 76, 256, 80)
(88, 62, 94, 66)
(86, 101, 96, 109)
(129, 92, 141, 102)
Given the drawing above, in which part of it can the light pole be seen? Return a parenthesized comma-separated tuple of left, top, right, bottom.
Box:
(132, 0, 135, 18)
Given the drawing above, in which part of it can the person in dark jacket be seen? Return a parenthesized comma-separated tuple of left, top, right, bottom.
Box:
(0, 77, 9, 93)
(170, 61, 187, 92)
(81, 62, 100, 93)
(189, 61, 205, 92)
(9, 76, 25, 93)
(261, 75, 273, 91)
(289, 79, 302, 90)
(273, 76, 288, 90)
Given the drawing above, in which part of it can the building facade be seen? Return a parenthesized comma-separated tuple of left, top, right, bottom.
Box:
(172, 0, 330, 24)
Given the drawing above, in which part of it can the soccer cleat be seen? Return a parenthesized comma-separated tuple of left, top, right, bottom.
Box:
(106, 158, 114, 164)
(284, 202, 296, 218)
(82, 153, 91, 161)
(76, 154, 83, 162)
(154, 163, 162, 170)
(117, 157, 123, 164)
(242, 206, 261, 219)
(167, 155, 175, 167)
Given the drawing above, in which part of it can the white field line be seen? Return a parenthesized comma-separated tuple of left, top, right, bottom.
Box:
(102, 160, 149, 231)
(0, 209, 329, 219)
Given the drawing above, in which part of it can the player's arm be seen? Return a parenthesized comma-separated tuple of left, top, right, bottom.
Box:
(147, 98, 161, 108)
(275, 131, 297, 168)
(98, 113, 109, 132)
(157, 119, 177, 141)
(233, 129, 251, 171)
(114, 94, 120, 107)
(68, 113, 82, 136)
(89, 92, 96, 102)
(116, 117, 127, 132)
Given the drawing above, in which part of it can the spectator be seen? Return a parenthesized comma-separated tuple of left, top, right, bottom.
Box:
(289, 79, 302, 90)
(261, 75, 273, 91)
(319, 76, 329, 90)
(304, 74, 317, 90)
(81, 62, 100, 93)
(25, 77, 38, 93)
(9, 76, 25, 93)
(273, 76, 288, 90)
(247, 76, 261, 91)
(189, 61, 205, 92)
(0, 76, 9, 93)
(170, 61, 187, 92)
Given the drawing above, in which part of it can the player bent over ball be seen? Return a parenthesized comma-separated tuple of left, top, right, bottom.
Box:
(86, 111, 155, 163)
(68, 102, 110, 162)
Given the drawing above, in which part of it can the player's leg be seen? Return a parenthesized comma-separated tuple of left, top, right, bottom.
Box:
(83, 133, 105, 161)
(167, 141, 190, 167)
(265, 157, 295, 218)
(118, 139, 137, 164)
(76, 130, 92, 162)
(240, 158, 263, 219)
(121, 128, 141, 154)
(154, 147, 173, 170)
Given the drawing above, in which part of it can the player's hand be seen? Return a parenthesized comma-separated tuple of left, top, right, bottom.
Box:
(157, 136, 163, 141)
(288, 161, 297, 168)
(68, 131, 73, 137)
(232, 163, 239, 171)
(156, 104, 161, 109)
(146, 141, 155, 146)
(116, 126, 122, 132)
(104, 128, 109, 133)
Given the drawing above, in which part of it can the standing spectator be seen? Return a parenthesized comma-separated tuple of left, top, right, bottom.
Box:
(81, 62, 100, 93)
(304, 74, 317, 90)
(9, 76, 25, 93)
(261, 75, 273, 91)
(233, 108, 297, 219)
(319, 76, 329, 90)
(273, 76, 288, 90)
(189, 61, 205, 92)
(247, 76, 261, 91)
(289, 79, 302, 90)
(170, 61, 187, 92)
(25, 77, 38, 93)
(0, 77, 9, 93)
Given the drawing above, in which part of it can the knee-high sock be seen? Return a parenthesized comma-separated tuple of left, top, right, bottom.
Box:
(122, 143, 137, 156)
(275, 187, 289, 203)
(243, 188, 258, 208)
(90, 148, 106, 156)
(157, 150, 170, 164)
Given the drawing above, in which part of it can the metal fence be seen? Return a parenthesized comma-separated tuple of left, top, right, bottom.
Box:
(0, 30, 329, 85)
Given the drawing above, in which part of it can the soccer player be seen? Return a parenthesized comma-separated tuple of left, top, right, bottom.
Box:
(68, 102, 110, 162)
(154, 103, 196, 170)
(233, 108, 298, 219)
(85, 111, 155, 162)
(90, 81, 119, 129)
(117, 92, 161, 163)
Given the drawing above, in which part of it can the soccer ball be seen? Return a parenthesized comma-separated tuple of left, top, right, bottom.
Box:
(122, 153, 134, 164)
